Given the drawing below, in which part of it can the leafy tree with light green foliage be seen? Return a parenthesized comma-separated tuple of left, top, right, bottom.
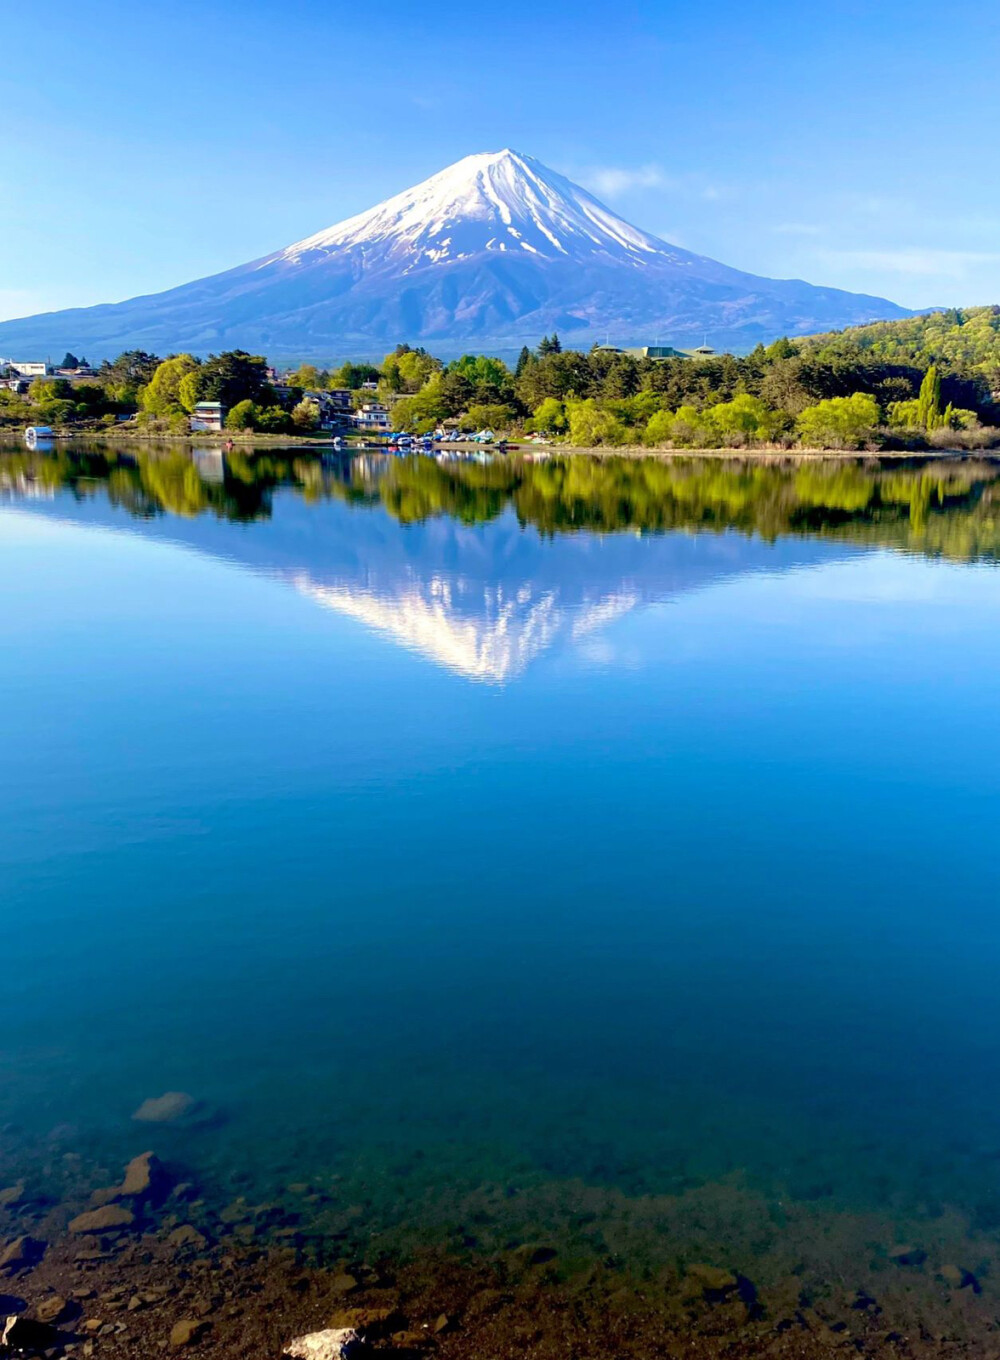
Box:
(566, 398, 628, 447)
(668, 404, 721, 447)
(530, 397, 568, 434)
(457, 403, 515, 432)
(292, 398, 321, 431)
(255, 405, 293, 432)
(178, 370, 203, 414)
(916, 365, 943, 430)
(797, 393, 880, 448)
(140, 355, 201, 416)
(710, 393, 789, 442)
(226, 399, 259, 431)
(887, 398, 922, 429)
(392, 382, 450, 433)
(395, 349, 442, 392)
(644, 409, 675, 445)
(446, 354, 514, 405)
(289, 364, 326, 390)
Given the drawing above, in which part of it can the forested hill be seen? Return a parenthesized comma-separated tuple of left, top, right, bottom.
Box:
(801, 306, 1000, 378)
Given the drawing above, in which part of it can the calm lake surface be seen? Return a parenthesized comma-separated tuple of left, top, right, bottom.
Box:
(3, 442, 1000, 1309)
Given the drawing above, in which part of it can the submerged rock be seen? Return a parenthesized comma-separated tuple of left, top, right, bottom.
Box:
(68, 1205, 135, 1235)
(133, 1092, 199, 1124)
(686, 1263, 739, 1300)
(283, 1327, 359, 1360)
(0, 1236, 45, 1271)
(120, 1150, 168, 1199)
(888, 1244, 927, 1267)
(170, 1317, 211, 1348)
(328, 1306, 401, 1340)
(0, 1184, 26, 1208)
(166, 1225, 208, 1253)
(940, 1263, 979, 1291)
(34, 1294, 71, 1324)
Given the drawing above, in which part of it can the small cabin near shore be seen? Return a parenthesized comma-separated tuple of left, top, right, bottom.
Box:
(190, 400, 225, 432)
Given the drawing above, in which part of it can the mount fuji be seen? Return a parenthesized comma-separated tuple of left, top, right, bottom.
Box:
(0, 149, 912, 361)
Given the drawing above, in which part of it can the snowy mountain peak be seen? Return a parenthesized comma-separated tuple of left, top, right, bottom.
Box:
(275, 148, 675, 269)
(0, 148, 914, 361)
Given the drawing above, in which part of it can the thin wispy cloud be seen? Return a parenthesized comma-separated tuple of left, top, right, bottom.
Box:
(581, 164, 670, 197)
(579, 164, 731, 204)
(817, 248, 1000, 279)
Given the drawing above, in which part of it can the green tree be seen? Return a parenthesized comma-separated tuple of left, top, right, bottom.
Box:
(796, 392, 881, 448)
(530, 397, 568, 434)
(225, 399, 259, 431)
(566, 398, 627, 446)
(178, 369, 203, 413)
(916, 364, 943, 430)
(330, 361, 382, 389)
(515, 345, 534, 377)
(392, 382, 450, 432)
(291, 398, 321, 431)
(255, 405, 293, 432)
(668, 404, 721, 447)
(457, 403, 515, 432)
(140, 355, 201, 416)
(394, 349, 442, 392)
(709, 394, 786, 443)
(198, 350, 271, 408)
(644, 409, 675, 445)
(98, 351, 161, 406)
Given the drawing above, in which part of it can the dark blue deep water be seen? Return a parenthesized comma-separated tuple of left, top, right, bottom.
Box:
(3, 444, 1000, 1322)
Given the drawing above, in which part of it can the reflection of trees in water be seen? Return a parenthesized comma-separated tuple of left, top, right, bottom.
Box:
(3, 445, 1000, 561)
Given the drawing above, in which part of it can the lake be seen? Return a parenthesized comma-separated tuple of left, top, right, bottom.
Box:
(3, 442, 1000, 1346)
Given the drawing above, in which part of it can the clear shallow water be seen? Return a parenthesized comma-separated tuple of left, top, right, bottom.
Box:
(3, 445, 1000, 1296)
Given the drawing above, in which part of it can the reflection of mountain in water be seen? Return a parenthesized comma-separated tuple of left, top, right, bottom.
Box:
(5, 447, 1000, 680)
(3, 478, 840, 683)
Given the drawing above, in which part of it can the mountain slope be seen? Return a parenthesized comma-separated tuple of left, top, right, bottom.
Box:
(0, 150, 914, 361)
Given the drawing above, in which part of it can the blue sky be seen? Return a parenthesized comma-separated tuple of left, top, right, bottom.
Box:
(4, 0, 999, 322)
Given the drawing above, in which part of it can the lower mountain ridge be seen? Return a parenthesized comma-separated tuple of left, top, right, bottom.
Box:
(0, 150, 914, 361)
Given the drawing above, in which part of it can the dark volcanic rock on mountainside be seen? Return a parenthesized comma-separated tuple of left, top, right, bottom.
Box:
(0, 150, 912, 361)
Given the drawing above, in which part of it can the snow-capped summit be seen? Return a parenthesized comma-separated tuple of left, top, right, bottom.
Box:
(278, 149, 668, 268)
(0, 149, 912, 361)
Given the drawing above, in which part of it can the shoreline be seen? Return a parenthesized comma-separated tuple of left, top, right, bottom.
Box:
(3, 1146, 994, 1360)
(3, 429, 993, 463)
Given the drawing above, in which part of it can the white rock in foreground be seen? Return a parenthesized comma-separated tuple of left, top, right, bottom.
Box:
(283, 1327, 359, 1360)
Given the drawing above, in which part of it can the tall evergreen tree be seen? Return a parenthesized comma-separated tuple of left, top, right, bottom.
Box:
(515, 345, 533, 377)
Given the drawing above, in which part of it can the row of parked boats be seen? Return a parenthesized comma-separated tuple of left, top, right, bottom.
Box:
(384, 429, 509, 453)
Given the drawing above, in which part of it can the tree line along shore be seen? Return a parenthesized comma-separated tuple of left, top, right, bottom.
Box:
(3, 307, 1000, 453)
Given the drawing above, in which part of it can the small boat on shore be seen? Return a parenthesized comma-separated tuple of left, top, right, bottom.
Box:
(24, 425, 55, 448)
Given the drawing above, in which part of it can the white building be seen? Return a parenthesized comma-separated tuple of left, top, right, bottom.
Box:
(190, 400, 226, 432)
(353, 402, 391, 432)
